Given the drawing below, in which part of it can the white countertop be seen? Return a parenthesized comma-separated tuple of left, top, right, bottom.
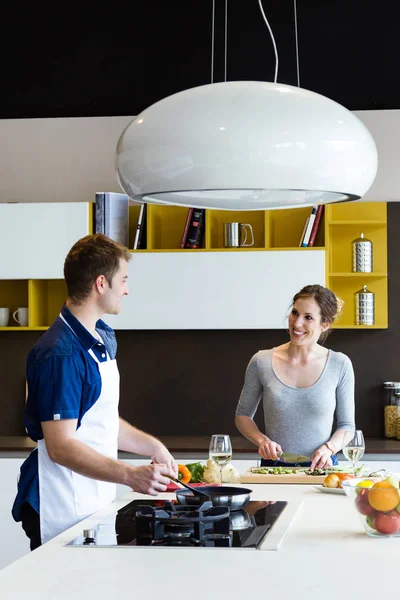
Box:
(0, 480, 399, 600)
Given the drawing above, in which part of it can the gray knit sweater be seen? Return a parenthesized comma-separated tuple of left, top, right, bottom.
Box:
(235, 349, 355, 457)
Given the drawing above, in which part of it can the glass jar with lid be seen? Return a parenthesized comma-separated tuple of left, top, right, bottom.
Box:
(383, 382, 400, 438)
(395, 393, 400, 441)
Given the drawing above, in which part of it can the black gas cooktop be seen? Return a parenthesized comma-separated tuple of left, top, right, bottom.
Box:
(66, 498, 288, 549)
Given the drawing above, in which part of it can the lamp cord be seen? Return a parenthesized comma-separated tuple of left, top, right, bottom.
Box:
(224, 0, 228, 82)
(211, 0, 215, 83)
(258, 0, 279, 83)
(294, 0, 300, 87)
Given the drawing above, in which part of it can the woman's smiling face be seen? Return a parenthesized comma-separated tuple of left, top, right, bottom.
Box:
(288, 297, 330, 346)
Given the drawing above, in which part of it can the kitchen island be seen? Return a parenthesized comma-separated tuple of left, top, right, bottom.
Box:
(0, 482, 398, 599)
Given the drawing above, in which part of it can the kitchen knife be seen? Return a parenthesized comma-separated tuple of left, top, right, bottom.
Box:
(277, 452, 311, 463)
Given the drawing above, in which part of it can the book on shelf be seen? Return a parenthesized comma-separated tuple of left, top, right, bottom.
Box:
(95, 192, 129, 247)
(299, 218, 309, 247)
(133, 203, 147, 250)
(180, 208, 194, 248)
(95, 194, 105, 235)
(307, 205, 324, 247)
(301, 206, 317, 247)
(184, 208, 206, 249)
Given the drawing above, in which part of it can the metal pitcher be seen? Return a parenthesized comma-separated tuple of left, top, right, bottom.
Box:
(352, 232, 373, 272)
(224, 223, 254, 248)
(354, 284, 374, 325)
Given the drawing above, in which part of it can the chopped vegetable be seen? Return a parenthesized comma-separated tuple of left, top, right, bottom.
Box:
(203, 459, 221, 484)
(178, 464, 192, 484)
(252, 467, 302, 475)
(185, 462, 205, 483)
(221, 464, 241, 483)
(203, 460, 241, 483)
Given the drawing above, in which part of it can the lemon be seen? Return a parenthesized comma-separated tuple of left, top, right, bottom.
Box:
(356, 480, 374, 488)
(355, 480, 374, 495)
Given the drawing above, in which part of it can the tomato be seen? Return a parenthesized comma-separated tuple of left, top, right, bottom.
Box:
(374, 511, 400, 535)
(355, 490, 375, 516)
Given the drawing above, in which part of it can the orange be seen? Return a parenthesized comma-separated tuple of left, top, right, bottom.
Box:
(336, 473, 355, 488)
(336, 473, 355, 481)
(323, 474, 340, 488)
(368, 480, 399, 512)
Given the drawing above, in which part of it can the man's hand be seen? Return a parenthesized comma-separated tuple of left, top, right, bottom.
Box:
(127, 463, 175, 495)
(151, 443, 178, 478)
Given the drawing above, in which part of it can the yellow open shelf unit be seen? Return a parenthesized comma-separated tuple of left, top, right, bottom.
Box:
(0, 202, 387, 331)
(0, 277, 68, 330)
(128, 204, 326, 251)
(325, 202, 387, 329)
(29, 280, 68, 328)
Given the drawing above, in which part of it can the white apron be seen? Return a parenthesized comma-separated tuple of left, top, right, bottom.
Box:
(38, 321, 120, 544)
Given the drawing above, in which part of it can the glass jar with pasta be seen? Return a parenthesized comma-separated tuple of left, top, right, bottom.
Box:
(395, 393, 400, 441)
(383, 382, 400, 439)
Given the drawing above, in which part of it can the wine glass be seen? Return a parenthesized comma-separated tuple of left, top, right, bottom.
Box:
(209, 434, 232, 486)
(342, 429, 365, 475)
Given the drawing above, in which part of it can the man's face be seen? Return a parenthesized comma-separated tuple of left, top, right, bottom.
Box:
(102, 258, 129, 315)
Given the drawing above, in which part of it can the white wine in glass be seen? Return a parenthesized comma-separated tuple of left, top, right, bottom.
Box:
(342, 430, 365, 474)
(209, 434, 232, 486)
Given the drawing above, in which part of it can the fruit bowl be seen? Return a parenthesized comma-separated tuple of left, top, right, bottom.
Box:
(342, 477, 400, 537)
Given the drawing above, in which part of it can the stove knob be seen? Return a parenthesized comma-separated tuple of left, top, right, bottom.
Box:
(83, 529, 96, 544)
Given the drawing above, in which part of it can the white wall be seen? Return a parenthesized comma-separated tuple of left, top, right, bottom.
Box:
(354, 110, 400, 202)
(0, 110, 399, 204)
(0, 116, 132, 203)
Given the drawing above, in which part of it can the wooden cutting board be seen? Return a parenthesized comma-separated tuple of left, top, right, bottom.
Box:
(241, 468, 326, 484)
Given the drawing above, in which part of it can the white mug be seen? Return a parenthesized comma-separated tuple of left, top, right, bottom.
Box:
(0, 308, 9, 327)
(13, 307, 28, 327)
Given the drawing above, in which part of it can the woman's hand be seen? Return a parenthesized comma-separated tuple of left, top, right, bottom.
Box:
(310, 445, 333, 472)
(257, 438, 282, 461)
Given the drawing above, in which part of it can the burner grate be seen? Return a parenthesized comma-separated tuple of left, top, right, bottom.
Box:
(134, 500, 231, 547)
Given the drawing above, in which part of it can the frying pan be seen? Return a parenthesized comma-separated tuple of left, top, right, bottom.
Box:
(175, 486, 253, 511)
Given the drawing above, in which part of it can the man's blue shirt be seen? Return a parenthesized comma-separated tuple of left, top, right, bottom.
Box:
(12, 304, 117, 521)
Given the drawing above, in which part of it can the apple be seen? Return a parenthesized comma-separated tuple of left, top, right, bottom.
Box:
(366, 514, 376, 530)
(385, 475, 400, 489)
(355, 490, 375, 516)
(374, 511, 400, 535)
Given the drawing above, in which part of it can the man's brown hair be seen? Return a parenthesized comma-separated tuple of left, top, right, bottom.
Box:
(64, 234, 131, 304)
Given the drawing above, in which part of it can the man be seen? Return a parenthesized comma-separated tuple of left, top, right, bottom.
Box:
(12, 234, 177, 549)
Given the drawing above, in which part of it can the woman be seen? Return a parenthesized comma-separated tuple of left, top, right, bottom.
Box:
(235, 284, 355, 471)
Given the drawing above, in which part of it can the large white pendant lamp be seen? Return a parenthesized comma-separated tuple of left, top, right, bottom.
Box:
(116, 80, 378, 211)
(116, 1, 378, 211)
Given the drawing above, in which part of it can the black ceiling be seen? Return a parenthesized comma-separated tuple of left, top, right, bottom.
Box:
(0, 0, 397, 119)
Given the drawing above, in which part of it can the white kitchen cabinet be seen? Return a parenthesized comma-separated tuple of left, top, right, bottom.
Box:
(0, 203, 90, 279)
(103, 250, 325, 330)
